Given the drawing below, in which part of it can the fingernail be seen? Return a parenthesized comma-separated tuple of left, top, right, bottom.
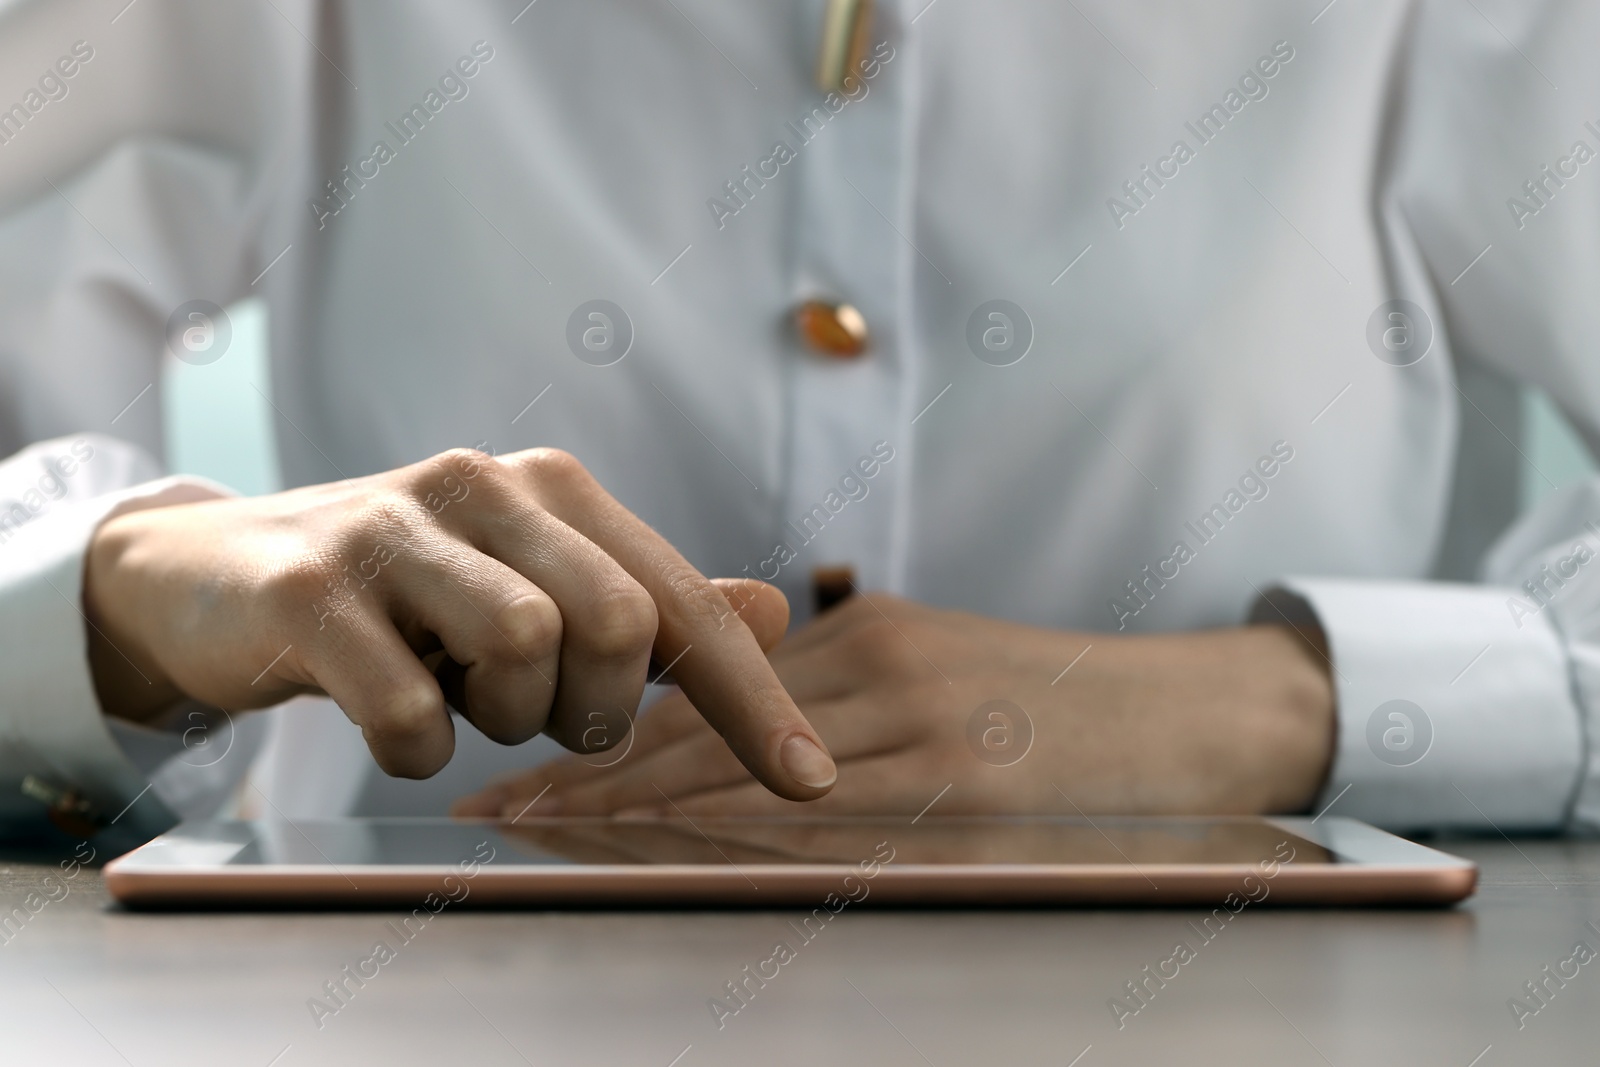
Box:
(780, 734, 837, 789)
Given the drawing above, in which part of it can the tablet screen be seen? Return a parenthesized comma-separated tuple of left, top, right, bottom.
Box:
(142, 817, 1337, 869)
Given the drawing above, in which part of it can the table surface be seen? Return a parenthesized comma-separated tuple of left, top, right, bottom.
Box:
(1, 837, 1597, 1066)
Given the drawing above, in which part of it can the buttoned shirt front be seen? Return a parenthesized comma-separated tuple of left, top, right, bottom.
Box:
(1, 0, 1598, 834)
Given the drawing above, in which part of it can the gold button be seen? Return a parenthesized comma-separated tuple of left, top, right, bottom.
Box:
(812, 564, 857, 614)
(21, 774, 102, 838)
(795, 300, 869, 359)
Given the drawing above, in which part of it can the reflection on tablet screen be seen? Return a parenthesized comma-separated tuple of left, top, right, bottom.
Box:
(210, 818, 1335, 868)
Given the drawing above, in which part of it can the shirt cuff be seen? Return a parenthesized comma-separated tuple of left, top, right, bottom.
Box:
(0, 475, 230, 838)
(1251, 577, 1585, 832)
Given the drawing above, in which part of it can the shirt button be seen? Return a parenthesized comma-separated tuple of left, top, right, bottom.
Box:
(794, 300, 869, 359)
(811, 564, 857, 614)
(21, 774, 103, 838)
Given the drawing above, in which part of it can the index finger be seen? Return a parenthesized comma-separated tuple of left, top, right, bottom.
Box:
(507, 449, 836, 800)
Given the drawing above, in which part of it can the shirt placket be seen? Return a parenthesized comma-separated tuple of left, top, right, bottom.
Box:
(777, 0, 912, 618)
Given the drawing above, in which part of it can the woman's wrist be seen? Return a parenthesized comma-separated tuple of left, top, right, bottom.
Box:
(83, 511, 184, 723)
(1237, 623, 1337, 812)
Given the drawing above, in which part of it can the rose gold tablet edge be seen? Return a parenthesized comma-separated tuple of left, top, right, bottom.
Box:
(104, 858, 1478, 908)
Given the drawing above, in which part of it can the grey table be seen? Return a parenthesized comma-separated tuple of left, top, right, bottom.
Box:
(1, 839, 1596, 1066)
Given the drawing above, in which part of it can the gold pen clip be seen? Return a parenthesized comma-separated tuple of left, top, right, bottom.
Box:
(22, 774, 104, 838)
(817, 0, 873, 93)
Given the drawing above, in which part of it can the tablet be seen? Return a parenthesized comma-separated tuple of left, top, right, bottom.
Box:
(103, 815, 1476, 908)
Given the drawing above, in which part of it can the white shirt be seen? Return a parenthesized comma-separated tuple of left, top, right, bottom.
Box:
(1, 0, 1598, 836)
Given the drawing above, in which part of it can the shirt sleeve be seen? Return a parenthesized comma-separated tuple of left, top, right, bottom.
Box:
(0, 435, 247, 838)
(1252, 563, 1587, 833)
(0, 2, 302, 839)
(1259, 2, 1600, 834)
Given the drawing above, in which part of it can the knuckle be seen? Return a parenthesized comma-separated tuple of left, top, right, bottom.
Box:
(850, 618, 921, 674)
(488, 594, 562, 665)
(580, 584, 659, 660)
(367, 684, 444, 745)
(348, 494, 417, 538)
(410, 449, 505, 511)
(833, 593, 879, 627)
(518, 447, 591, 488)
(847, 592, 900, 621)
(665, 573, 732, 629)
(428, 447, 494, 477)
(474, 711, 546, 748)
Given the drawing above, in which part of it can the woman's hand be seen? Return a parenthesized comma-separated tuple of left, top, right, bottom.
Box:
(453, 594, 1335, 818)
(82, 448, 836, 798)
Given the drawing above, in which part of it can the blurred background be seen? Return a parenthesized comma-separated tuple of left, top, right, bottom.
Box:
(175, 297, 1597, 516)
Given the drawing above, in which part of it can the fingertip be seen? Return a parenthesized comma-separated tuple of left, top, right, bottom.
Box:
(778, 733, 837, 793)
